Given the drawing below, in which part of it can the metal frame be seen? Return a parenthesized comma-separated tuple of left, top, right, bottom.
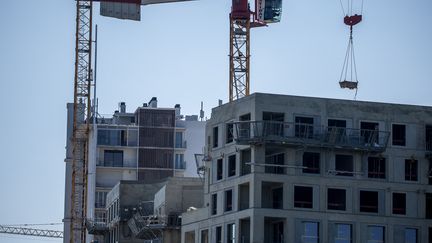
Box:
(70, 1, 93, 243)
(229, 17, 250, 102)
(0, 226, 63, 239)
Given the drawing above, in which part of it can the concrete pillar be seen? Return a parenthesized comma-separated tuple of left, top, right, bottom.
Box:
(251, 145, 265, 173)
(250, 214, 264, 243)
(250, 175, 261, 208)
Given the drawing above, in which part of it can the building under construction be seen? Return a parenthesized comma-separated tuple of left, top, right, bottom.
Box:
(182, 93, 432, 243)
(63, 98, 206, 243)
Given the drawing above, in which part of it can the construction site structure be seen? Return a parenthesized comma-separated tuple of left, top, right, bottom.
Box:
(0, 225, 63, 239)
(64, 100, 205, 243)
(68, 1, 282, 242)
(182, 93, 432, 243)
(229, 0, 282, 101)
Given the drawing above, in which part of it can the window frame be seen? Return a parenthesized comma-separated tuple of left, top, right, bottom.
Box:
(405, 159, 418, 181)
(327, 188, 347, 211)
(392, 192, 406, 215)
(359, 190, 379, 213)
(392, 123, 406, 146)
(294, 186, 313, 209)
(302, 152, 320, 174)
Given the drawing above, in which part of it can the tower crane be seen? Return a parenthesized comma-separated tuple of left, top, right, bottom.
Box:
(68, 1, 282, 243)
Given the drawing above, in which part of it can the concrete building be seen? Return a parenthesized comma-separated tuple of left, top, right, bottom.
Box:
(103, 177, 203, 243)
(181, 93, 432, 243)
(63, 98, 206, 243)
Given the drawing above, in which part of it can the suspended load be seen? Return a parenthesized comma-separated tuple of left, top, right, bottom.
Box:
(338, 0, 364, 93)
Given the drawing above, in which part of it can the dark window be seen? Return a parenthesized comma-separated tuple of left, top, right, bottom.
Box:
(175, 132, 183, 148)
(213, 126, 219, 148)
(361, 121, 379, 144)
(216, 226, 222, 243)
(295, 116, 314, 138)
(263, 112, 284, 121)
(294, 186, 313, 208)
(335, 154, 354, 176)
(227, 223, 235, 243)
(104, 150, 123, 167)
(238, 113, 251, 139)
(225, 190, 233, 212)
(272, 221, 284, 243)
(226, 123, 234, 143)
(217, 159, 223, 180)
(405, 228, 417, 243)
(327, 188, 346, 211)
(426, 125, 432, 151)
(392, 124, 406, 146)
(367, 226, 384, 243)
(240, 149, 251, 176)
(272, 187, 283, 209)
(360, 191, 379, 213)
(426, 193, 432, 219)
(263, 112, 284, 137)
(201, 229, 209, 243)
(228, 155, 236, 177)
(303, 152, 320, 174)
(328, 119, 347, 143)
(265, 153, 285, 174)
(328, 119, 347, 128)
(368, 157, 386, 179)
(211, 194, 217, 215)
(429, 159, 432, 185)
(392, 193, 406, 215)
(428, 227, 432, 243)
(405, 159, 418, 181)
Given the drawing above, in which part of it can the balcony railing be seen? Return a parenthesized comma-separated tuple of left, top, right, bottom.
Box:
(174, 161, 187, 170)
(231, 121, 390, 153)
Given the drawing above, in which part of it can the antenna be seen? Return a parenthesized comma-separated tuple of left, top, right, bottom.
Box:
(200, 101, 204, 121)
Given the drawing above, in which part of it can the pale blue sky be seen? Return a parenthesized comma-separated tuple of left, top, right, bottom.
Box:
(0, 0, 431, 242)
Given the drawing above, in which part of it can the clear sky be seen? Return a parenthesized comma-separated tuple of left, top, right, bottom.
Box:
(0, 0, 431, 242)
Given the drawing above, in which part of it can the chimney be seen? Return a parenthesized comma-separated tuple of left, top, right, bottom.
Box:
(119, 102, 126, 113)
(218, 99, 223, 106)
(149, 97, 158, 108)
(175, 104, 181, 118)
(143, 103, 148, 107)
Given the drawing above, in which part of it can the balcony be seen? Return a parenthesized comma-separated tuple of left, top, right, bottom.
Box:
(174, 161, 187, 170)
(231, 121, 390, 153)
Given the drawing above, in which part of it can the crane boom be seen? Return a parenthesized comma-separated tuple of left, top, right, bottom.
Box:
(0, 225, 63, 239)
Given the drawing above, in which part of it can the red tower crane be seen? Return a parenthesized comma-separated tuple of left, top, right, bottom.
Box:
(68, 1, 282, 242)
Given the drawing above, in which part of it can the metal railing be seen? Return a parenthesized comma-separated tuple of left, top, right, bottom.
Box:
(231, 121, 390, 152)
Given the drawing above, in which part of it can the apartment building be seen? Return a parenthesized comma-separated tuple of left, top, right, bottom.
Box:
(181, 93, 432, 243)
(63, 98, 206, 243)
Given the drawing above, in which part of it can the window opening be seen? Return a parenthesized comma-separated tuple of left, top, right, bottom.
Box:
(328, 188, 346, 211)
(295, 116, 314, 138)
(213, 126, 219, 148)
(335, 224, 352, 243)
(392, 193, 406, 215)
(303, 152, 320, 174)
(360, 122, 379, 145)
(368, 157, 386, 179)
(405, 159, 418, 181)
(360, 191, 378, 213)
(294, 186, 313, 208)
(217, 159, 223, 180)
(367, 226, 384, 243)
(335, 154, 354, 176)
(265, 153, 285, 174)
(228, 155, 236, 177)
(211, 194, 217, 215)
(226, 123, 234, 143)
(392, 124, 406, 146)
(301, 222, 319, 243)
(225, 190, 233, 212)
